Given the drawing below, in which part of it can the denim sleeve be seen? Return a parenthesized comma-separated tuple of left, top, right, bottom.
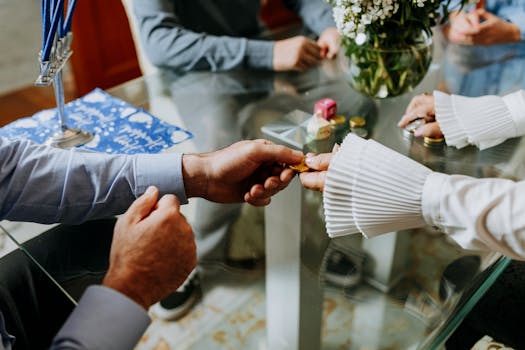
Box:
(0, 138, 186, 224)
(282, 0, 336, 35)
(498, 7, 525, 40)
(133, 0, 274, 71)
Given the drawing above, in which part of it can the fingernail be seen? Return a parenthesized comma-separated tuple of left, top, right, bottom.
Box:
(292, 150, 304, 158)
(145, 186, 156, 195)
(414, 130, 423, 137)
(305, 156, 314, 166)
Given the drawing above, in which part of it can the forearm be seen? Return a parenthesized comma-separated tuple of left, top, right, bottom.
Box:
(0, 138, 186, 224)
(133, 0, 273, 71)
(324, 134, 525, 259)
(50, 286, 150, 350)
(422, 174, 525, 260)
(435, 89, 525, 149)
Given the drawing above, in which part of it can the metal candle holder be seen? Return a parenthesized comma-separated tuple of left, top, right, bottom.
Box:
(36, 32, 93, 148)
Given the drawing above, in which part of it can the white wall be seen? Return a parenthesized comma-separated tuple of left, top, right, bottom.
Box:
(0, 0, 41, 94)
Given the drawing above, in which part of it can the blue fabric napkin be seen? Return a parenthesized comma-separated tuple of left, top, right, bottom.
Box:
(0, 88, 193, 154)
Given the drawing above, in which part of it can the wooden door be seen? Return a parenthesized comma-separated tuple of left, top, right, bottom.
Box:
(70, 0, 141, 95)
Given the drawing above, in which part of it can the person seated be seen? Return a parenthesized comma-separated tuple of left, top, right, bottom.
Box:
(444, 1, 525, 46)
(132, 0, 340, 72)
(0, 137, 303, 349)
(398, 89, 525, 150)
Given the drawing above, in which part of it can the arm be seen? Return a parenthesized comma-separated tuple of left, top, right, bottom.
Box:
(51, 187, 197, 349)
(301, 134, 525, 260)
(398, 90, 525, 150)
(50, 286, 151, 350)
(132, 0, 274, 71)
(0, 138, 186, 224)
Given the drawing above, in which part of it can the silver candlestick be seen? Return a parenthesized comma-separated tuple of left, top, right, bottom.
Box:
(36, 32, 93, 148)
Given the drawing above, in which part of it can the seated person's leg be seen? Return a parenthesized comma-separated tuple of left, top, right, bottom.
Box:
(0, 218, 115, 349)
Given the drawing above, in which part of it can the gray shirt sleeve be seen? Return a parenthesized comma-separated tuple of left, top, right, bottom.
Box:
(0, 137, 187, 224)
(50, 286, 150, 350)
(133, 0, 274, 71)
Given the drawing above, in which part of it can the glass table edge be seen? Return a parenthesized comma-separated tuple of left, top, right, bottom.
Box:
(427, 255, 512, 349)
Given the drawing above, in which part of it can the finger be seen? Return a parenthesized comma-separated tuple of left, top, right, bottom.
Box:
(244, 193, 271, 206)
(299, 172, 326, 192)
(279, 168, 296, 183)
(398, 106, 435, 128)
(405, 94, 433, 113)
(467, 10, 480, 29)
(332, 144, 340, 153)
(300, 52, 322, 68)
(124, 186, 159, 222)
(303, 41, 322, 59)
(305, 153, 332, 171)
(264, 176, 280, 191)
(156, 193, 181, 211)
(413, 122, 443, 138)
(250, 142, 304, 166)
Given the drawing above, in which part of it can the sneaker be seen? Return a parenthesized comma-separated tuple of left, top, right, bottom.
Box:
(151, 269, 201, 321)
(471, 335, 514, 350)
(323, 245, 364, 288)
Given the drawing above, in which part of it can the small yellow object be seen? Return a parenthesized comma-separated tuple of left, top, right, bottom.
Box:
(349, 116, 366, 128)
(330, 115, 346, 126)
(423, 136, 445, 147)
(288, 158, 310, 173)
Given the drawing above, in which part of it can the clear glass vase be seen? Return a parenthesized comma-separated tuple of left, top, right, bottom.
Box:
(341, 30, 433, 98)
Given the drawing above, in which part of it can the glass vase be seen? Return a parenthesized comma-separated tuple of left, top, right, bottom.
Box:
(341, 30, 433, 98)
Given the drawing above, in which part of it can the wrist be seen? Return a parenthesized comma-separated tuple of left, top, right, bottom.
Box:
(103, 269, 151, 310)
(182, 154, 208, 199)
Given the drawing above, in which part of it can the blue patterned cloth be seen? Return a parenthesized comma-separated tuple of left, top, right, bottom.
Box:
(0, 89, 193, 154)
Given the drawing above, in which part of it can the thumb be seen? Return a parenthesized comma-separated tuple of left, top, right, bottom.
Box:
(126, 186, 159, 222)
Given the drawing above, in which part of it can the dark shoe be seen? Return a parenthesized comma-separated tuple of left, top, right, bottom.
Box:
(152, 269, 201, 321)
(323, 246, 364, 288)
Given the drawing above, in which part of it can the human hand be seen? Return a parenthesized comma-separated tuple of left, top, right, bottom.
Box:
(398, 93, 443, 138)
(447, 9, 521, 45)
(317, 27, 340, 59)
(299, 145, 339, 192)
(103, 186, 196, 309)
(182, 139, 304, 206)
(273, 35, 322, 71)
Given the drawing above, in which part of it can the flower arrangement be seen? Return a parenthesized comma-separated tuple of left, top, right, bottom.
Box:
(327, 0, 475, 97)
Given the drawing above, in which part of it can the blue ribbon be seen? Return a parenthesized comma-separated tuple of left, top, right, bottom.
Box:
(40, 0, 78, 61)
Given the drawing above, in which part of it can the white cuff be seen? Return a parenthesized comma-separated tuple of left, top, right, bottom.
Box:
(434, 91, 469, 149)
(323, 134, 366, 237)
(435, 90, 523, 150)
(323, 134, 431, 239)
(352, 139, 431, 238)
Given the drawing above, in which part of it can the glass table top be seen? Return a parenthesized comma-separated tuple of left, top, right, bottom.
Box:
(4, 32, 525, 349)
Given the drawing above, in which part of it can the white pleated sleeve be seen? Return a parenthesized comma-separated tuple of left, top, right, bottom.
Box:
(323, 133, 525, 260)
(434, 90, 525, 150)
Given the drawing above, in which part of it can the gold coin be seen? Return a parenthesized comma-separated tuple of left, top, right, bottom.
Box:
(288, 158, 310, 173)
(349, 116, 366, 128)
(423, 136, 445, 147)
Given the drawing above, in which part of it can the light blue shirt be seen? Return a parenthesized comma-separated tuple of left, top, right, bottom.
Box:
(0, 137, 187, 349)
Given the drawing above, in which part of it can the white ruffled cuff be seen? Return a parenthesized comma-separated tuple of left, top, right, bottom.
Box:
(434, 91, 469, 149)
(323, 134, 431, 239)
(435, 90, 525, 150)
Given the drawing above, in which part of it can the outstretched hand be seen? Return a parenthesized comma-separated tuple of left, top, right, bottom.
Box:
(299, 145, 339, 192)
(182, 140, 304, 206)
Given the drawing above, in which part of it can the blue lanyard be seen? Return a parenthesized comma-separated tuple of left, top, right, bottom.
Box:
(40, 0, 78, 61)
